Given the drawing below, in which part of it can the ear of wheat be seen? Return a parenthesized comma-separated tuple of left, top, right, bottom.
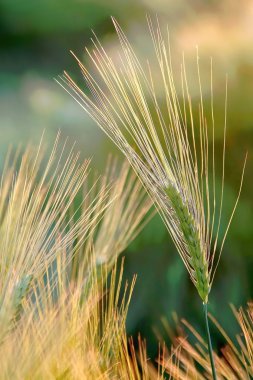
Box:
(58, 17, 246, 379)
(59, 17, 245, 304)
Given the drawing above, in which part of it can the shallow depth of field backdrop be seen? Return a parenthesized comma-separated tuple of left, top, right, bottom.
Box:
(1, 0, 253, 356)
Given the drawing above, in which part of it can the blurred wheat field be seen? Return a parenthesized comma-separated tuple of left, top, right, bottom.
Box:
(0, 134, 252, 379)
(0, 135, 154, 379)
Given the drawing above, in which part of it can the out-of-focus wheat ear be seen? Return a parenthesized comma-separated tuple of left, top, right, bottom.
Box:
(0, 139, 154, 378)
(11, 274, 33, 323)
(0, 135, 116, 337)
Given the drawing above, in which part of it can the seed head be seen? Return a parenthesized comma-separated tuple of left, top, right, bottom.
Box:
(58, 17, 246, 302)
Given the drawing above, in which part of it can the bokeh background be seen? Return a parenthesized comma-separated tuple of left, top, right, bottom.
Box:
(1, 0, 253, 358)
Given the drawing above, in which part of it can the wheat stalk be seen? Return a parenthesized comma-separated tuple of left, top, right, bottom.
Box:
(59, 18, 246, 305)
(58, 17, 247, 378)
(160, 302, 253, 379)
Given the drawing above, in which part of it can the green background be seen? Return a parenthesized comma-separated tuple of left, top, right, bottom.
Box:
(1, 0, 253, 358)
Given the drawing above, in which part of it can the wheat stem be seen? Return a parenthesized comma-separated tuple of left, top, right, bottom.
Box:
(203, 302, 217, 380)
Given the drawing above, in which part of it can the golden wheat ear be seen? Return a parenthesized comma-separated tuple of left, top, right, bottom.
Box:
(58, 17, 247, 380)
(58, 17, 246, 304)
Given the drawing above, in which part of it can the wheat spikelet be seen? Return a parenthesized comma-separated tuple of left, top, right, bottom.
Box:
(59, 17, 246, 303)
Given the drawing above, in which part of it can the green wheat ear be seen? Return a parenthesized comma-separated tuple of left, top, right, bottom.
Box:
(60, 17, 247, 379)
(12, 274, 33, 322)
(166, 185, 209, 303)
